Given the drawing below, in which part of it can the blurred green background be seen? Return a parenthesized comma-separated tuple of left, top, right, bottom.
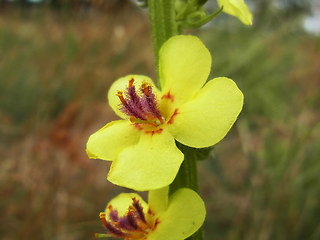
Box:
(0, 0, 319, 239)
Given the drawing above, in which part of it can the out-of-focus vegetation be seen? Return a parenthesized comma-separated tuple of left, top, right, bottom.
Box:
(0, 0, 319, 239)
(200, 1, 320, 239)
(0, 1, 154, 239)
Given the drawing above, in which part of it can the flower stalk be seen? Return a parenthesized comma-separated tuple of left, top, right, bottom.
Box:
(89, 0, 252, 238)
(170, 143, 203, 240)
(148, 0, 178, 85)
(148, 1, 203, 240)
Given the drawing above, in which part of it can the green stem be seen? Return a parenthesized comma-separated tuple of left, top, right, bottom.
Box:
(169, 142, 199, 193)
(169, 143, 204, 240)
(148, 0, 178, 87)
(148, 1, 203, 239)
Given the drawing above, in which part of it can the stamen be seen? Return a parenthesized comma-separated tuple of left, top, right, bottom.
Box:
(116, 91, 126, 105)
(127, 212, 139, 229)
(117, 90, 147, 121)
(129, 78, 134, 87)
(98, 202, 160, 240)
(108, 209, 119, 222)
(99, 212, 108, 228)
(127, 83, 144, 113)
(105, 221, 127, 237)
(141, 85, 162, 120)
(132, 198, 147, 223)
(142, 83, 149, 96)
(117, 79, 164, 126)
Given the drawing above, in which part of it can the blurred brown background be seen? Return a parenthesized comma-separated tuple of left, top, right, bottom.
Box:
(0, 0, 320, 239)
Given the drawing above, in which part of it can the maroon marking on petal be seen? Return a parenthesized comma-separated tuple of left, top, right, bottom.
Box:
(147, 208, 155, 216)
(145, 128, 163, 136)
(167, 109, 179, 125)
(161, 91, 174, 102)
(152, 218, 160, 230)
(133, 123, 143, 130)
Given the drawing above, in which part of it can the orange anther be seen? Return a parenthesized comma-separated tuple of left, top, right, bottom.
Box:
(99, 212, 108, 228)
(116, 91, 126, 104)
(129, 78, 134, 87)
(99, 212, 106, 219)
(142, 83, 150, 96)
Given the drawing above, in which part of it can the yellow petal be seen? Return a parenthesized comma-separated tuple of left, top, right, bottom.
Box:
(86, 120, 140, 161)
(148, 188, 206, 240)
(168, 77, 243, 148)
(159, 35, 211, 106)
(105, 193, 148, 219)
(217, 0, 253, 25)
(148, 187, 169, 216)
(107, 129, 184, 191)
(108, 74, 160, 119)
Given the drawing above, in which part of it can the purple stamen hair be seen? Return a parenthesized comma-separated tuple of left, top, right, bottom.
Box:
(118, 215, 138, 231)
(132, 198, 147, 223)
(117, 79, 163, 123)
(120, 99, 147, 121)
(105, 221, 127, 237)
(108, 209, 119, 222)
(141, 85, 162, 120)
(100, 197, 160, 239)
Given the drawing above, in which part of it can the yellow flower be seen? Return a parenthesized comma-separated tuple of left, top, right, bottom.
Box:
(95, 187, 205, 240)
(87, 35, 243, 191)
(217, 0, 253, 25)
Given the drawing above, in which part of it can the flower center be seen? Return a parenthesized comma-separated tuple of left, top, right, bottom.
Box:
(96, 198, 159, 239)
(116, 78, 165, 127)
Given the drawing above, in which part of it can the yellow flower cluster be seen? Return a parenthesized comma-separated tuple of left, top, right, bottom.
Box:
(88, 1, 252, 236)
